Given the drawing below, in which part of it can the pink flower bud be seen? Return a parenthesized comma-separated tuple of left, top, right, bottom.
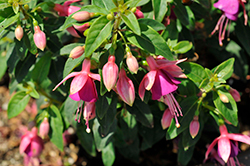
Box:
(189, 115, 200, 138)
(39, 117, 50, 138)
(134, 9, 144, 19)
(228, 88, 241, 102)
(73, 23, 90, 32)
(19, 127, 44, 157)
(15, 25, 23, 41)
(72, 11, 91, 22)
(69, 45, 85, 59)
(161, 108, 172, 129)
(67, 26, 81, 38)
(102, 55, 118, 91)
(116, 68, 135, 106)
(83, 102, 96, 133)
(33, 26, 46, 51)
(219, 93, 229, 103)
(126, 52, 139, 74)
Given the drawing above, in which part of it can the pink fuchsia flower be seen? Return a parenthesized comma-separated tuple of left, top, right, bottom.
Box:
(116, 68, 135, 106)
(19, 127, 44, 157)
(39, 117, 50, 138)
(54, 0, 81, 17)
(33, 25, 46, 51)
(126, 51, 139, 74)
(205, 124, 250, 163)
(102, 55, 119, 92)
(66, 26, 81, 38)
(15, 25, 23, 41)
(189, 115, 200, 138)
(212, 0, 247, 46)
(161, 108, 173, 129)
(53, 58, 100, 103)
(139, 56, 186, 101)
(228, 87, 241, 102)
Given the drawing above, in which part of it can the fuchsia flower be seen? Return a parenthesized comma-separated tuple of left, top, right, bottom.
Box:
(102, 55, 119, 92)
(83, 102, 96, 133)
(33, 25, 46, 51)
(139, 56, 186, 101)
(54, 0, 81, 17)
(134, 8, 144, 19)
(53, 58, 100, 103)
(116, 68, 135, 106)
(205, 124, 250, 163)
(19, 127, 44, 157)
(212, 0, 247, 46)
(126, 51, 139, 74)
(39, 117, 50, 138)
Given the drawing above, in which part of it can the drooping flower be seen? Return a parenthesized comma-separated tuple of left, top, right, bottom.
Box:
(33, 25, 46, 51)
(54, 0, 81, 17)
(205, 124, 250, 163)
(161, 108, 173, 129)
(189, 115, 200, 138)
(116, 68, 135, 106)
(53, 58, 100, 103)
(83, 102, 96, 133)
(212, 0, 247, 46)
(102, 55, 118, 92)
(139, 56, 187, 101)
(15, 25, 23, 41)
(39, 117, 50, 138)
(19, 127, 44, 157)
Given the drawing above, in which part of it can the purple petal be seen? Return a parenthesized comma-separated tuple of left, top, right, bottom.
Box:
(78, 77, 98, 102)
(69, 92, 81, 101)
(225, 12, 238, 21)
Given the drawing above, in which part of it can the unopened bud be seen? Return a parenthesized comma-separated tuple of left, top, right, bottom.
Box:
(161, 108, 172, 129)
(219, 93, 229, 103)
(134, 9, 144, 19)
(126, 52, 139, 74)
(69, 45, 85, 59)
(15, 25, 23, 41)
(24, 4, 29, 10)
(39, 117, 50, 138)
(228, 88, 241, 102)
(73, 23, 90, 32)
(189, 115, 200, 138)
(72, 11, 91, 22)
(107, 13, 114, 20)
(131, 7, 136, 13)
(33, 25, 46, 51)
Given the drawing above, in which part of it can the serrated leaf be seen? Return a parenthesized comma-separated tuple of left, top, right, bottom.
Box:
(102, 142, 115, 166)
(85, 15, 113, 58)
(48, 105, 64, 151)
(7, 91, 30, 118)
(126, 23, 173, 60)
(152, 0, 168, 22)
(213, 89, 238, 126)
(212, 58, 234, 80)
(121, 10, 141, 35)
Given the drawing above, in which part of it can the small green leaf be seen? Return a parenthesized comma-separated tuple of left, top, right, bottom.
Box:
(85, 15, 113, 58)
(12, 2, 19, 14)
(102, 142, 115, 166)
(48, 105, 64, 151)
(7, 91, 30, 118)
(121, 10, 141, 35)
(173, 40, 193, 54)
(212, 58, 235, 80)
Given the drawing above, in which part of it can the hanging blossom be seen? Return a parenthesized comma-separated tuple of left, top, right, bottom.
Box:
(53, 59, 100, 130)
(205, 124, 250, 163)
(139, 55, 187, 127)
(212, 0, 248, 46)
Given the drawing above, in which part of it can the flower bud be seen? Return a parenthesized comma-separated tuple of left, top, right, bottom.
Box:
(189, 115, 200, 138)
(73, 23, 90, 32)
(33, 26, 46, 51)
(102, 55, 118, 91)
(15, 25, 23, 41)
(219, 93, 229, 103)
(116, 68, 135, 106)
(72, 11, 91, 22)
(161, 108, 172, 129)
(39, 117, 50, 138)
(69, 45, 85, 59)
(126, 52, 139, 74)
(228, 88, 241, 102)
(134, 9, 144, 19)
(67, 26, 81, 38)
(107, 13, 114, 20)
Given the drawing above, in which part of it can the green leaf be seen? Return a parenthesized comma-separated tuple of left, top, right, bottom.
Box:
(178, 62, 206, 87)
(137, 0, 150, 6)
(0, 13, 20, 32)
(76, 121, 96, 156)
(19, 0, 31, 4)
(127, 98, 154, 128)
(96, 93, 112, 119)
(15, 38, 28, 60)
(48, 105, 64, 151)
(172, 0, 189, 26)
(162, 20, 178, 40)
(173, 40, 193, 54)
(178, 136, 195, 166)
(85, 15, 113, 58)
(63, 54, 85, 78)
(212, 58, 234, 80)
(166, 96, 198, 140)
(121, 10, 141, 35)
(31, 52, 52, 84)
(102, 142, 115, 166)
(0, 51, 7, 80)
(126, 23, 173, 60)
(12, 2, 19, 14)
(60, 43, 84, 55)
(138, 18, 166, 31)
(152, 0, 168, 22)
(213, 89, 238, 126)
(64, 96, 78, 124)
(92, 0, 116, 10)
(7, 91, 30, 118)
(23, 29, 38, 55)
(0, 3, 10, 9)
